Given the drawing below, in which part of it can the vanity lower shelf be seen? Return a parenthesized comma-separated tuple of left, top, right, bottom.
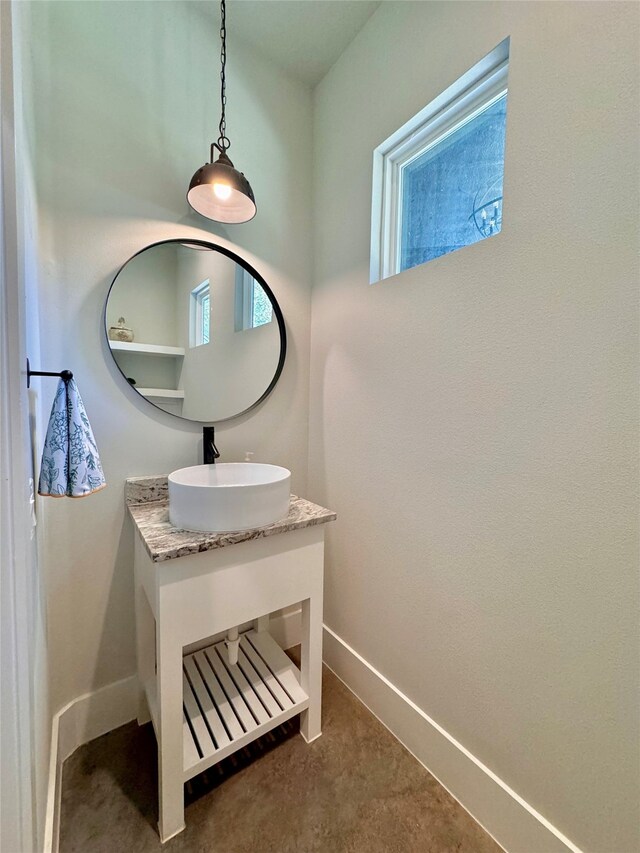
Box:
(145, 629, 309, 783)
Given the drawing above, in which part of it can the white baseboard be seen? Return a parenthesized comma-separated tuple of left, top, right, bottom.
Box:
(43, 612, 300, 853)
(43, 674, 138, 853)
(269, 607, 301, 650)
(43, 710, 61, 853)
(55, 675, 139, 766)
(323, 625, 583, 853)
(43, 617, 576, 853)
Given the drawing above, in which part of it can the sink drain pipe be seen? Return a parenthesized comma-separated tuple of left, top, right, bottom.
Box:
(225, 626, 240, 665)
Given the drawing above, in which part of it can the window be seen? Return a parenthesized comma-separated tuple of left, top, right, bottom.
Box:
(190, 280, 210, 347)
(235, 268, 273, 331)
(371, 38, 509, 283)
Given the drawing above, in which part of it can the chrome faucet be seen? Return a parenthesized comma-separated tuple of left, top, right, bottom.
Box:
(203, 426, 220, 464)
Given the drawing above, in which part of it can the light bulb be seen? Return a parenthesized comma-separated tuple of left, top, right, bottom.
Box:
(213, 182, 232, 200)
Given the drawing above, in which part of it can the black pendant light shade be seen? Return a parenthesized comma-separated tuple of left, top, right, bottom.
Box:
(187, 146, 256, 223)
(187, 0, 256, 224)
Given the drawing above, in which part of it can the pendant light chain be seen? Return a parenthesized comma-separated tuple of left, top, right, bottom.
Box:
(187, 0, 256, 222)
(217, 0, 230, 152)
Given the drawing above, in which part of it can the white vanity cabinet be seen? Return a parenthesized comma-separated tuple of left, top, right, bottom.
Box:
(127, 477, 336, 843)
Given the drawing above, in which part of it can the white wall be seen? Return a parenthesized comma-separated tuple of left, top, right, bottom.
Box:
(25, 0, 314, 719)
(310, 3, 639, 852)
(1, 3, 50, 850)
(106, 243, 179, 346)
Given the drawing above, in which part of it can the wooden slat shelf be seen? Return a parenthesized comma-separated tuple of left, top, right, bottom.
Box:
(145, 630, 309, 783)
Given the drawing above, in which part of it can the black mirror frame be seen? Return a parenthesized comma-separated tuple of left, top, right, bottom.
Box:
(104, 238, 287, 424)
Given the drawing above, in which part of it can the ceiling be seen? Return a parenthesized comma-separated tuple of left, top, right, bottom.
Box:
(228, 1, 381, 87)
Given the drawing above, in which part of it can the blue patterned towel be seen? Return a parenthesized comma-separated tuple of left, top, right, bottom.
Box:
(38, 378, 106, 498)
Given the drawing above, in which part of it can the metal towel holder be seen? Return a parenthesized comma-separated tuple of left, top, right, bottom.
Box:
(26, 358, 73, 388)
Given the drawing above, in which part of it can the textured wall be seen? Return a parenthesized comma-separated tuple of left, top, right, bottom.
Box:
(310, 3, 639, 850)
(24, 0, 314, 715)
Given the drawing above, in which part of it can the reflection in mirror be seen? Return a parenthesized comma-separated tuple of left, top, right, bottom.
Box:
(105, 241, 285, 422)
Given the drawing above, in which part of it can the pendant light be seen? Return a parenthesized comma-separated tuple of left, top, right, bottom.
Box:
(187, 0, 256, 223)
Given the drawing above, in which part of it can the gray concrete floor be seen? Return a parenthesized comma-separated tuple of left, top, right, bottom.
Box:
(60, 659, 501, 852)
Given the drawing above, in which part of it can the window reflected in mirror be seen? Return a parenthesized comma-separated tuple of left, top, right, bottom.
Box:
(235, 267, 273, 332)
(190, 280, 210, 348)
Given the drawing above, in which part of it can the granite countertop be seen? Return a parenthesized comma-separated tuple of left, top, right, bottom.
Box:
(126, 476, 336, 563)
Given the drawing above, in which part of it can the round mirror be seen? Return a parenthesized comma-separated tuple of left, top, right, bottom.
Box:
(105, 239, 286, 422)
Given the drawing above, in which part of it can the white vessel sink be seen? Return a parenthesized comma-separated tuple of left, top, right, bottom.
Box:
(168, 463, 291, 533)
